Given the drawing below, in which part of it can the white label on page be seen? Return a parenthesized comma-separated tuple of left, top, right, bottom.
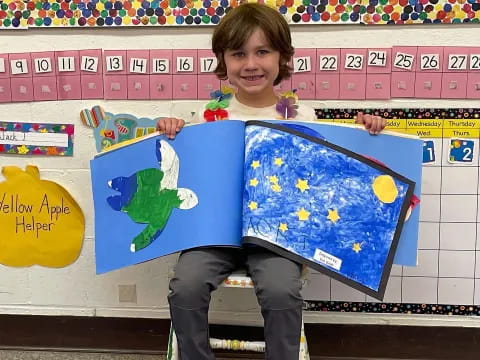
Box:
(313, 248, 342, 270)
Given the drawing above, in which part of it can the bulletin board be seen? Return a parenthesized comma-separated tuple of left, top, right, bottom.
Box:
(303, 107, 480, 316)
(0, 0, 479, 29)
(2, 4, 480, 317)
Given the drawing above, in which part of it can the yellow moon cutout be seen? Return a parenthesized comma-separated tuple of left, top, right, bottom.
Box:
(372, 175, 398, 204)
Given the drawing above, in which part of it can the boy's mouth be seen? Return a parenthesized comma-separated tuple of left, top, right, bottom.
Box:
(242, 75, 264, 81)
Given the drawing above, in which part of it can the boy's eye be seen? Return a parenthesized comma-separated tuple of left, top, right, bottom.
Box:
(257, 49, 270, 55)
(231, 51, 244, 57)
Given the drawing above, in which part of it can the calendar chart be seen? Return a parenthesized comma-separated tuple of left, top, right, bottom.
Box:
(304, 108, 480, 316)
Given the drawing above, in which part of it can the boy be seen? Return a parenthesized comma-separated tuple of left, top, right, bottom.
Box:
(158, 4, 385, 359)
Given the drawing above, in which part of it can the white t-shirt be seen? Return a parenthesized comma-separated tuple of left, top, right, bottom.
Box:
(194, 94, 316, 123)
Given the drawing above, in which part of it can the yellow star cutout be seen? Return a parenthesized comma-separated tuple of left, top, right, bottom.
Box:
(40, 128, 48, 133)
(251, 160, 260, 169)
(248, 201, 258, 210)
(271, 184, 282, 192)
(327, 209, 340, 223)
(274, 157, 284, 166)
(279, 223, 288, 233)
(297, 208, 310, 221)
(16, 145, 30, 154)
(295, 179, 310, 192)
(268, 175, 278, 184)
(249, 178, 259, 187)
(352, 243, 362, 253)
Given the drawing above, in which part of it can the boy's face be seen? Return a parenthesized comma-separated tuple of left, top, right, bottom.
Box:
(223, 28, 280, 104)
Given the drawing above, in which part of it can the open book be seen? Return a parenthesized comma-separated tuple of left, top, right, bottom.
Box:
(91, 120, 422, 300)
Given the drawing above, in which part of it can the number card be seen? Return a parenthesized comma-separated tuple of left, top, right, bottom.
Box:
(422, 140, 436, 164)
(81, 56, 99, 73)
(152, 58, 170, 74)
(58, 57, 75, 72)
(199, 57, 217, 73)
(368, 50, 387, 67)
(293, 56, 311, 73)
(393, 52, 415, 70)
(344, 54, 364, 70)
(34, 58, 53, 74)
(448, 54, 468, 71)
(0, 58, 5, 74)
(129, 58, 148, 74)
(106, 56, 124, 72)
(470, 54, 480, 71)
(10, 59, 29, 75)
(319, 55, 338, 71)
(176, 56, 194, 72)
(449, 138, 474, 163)
(420, 54, 440, 70)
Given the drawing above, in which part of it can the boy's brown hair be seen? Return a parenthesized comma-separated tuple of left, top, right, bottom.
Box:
(212, 3, 294, 86)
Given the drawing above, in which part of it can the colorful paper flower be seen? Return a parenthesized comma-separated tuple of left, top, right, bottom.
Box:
(209, 86, 234, 102)
(205, 99, 230, 110)
(276, 95, 298, 120)
(275, 89, 299, 120)
(203, 86, 235, 121)
(203, 109, 229, 122)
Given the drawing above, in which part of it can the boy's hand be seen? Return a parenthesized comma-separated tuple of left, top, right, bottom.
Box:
(356, 112, 386, 135)
(156, 118, 185, 139)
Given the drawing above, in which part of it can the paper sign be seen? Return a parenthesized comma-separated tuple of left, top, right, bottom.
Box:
(0, 121, 74, 156)
(0, 165, 85, 268)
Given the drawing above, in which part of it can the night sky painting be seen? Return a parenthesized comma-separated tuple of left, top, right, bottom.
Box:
(242, 122, 414, 299)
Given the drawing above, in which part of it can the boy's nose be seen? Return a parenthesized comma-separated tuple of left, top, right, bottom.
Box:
(244, 54, 258, 70)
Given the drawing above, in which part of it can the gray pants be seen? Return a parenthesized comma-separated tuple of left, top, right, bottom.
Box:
(168, 247, 303, 360)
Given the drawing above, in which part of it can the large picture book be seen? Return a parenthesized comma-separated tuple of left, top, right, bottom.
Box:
(90, 119, 422, 300)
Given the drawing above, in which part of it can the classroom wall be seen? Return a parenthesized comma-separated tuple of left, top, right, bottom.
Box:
(1, 24, 480, 327)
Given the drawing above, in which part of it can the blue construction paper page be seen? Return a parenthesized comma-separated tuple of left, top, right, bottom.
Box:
(269, 120, 422, 266)
(242, 122, 415, 299)
(91, 120, 245, 274)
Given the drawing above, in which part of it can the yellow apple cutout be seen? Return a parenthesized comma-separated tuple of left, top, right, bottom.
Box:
(0, 165, 85, 267)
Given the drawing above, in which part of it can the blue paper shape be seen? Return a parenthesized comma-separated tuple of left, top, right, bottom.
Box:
(91, 121, 245, 274)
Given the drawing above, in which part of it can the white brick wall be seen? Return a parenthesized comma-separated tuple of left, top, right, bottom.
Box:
(1, 26, 480, 328)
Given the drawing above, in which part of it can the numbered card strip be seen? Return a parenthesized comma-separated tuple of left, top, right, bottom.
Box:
(0, 122, 74, 156)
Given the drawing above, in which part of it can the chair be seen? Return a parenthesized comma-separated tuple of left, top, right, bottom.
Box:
(167, 268, 310, 359)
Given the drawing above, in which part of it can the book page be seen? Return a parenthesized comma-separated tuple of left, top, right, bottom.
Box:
(91, 120, 246, 274)
(241, 121, 419, 300)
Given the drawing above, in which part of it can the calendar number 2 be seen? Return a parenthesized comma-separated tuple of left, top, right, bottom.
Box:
(449, 139, 475, 164)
